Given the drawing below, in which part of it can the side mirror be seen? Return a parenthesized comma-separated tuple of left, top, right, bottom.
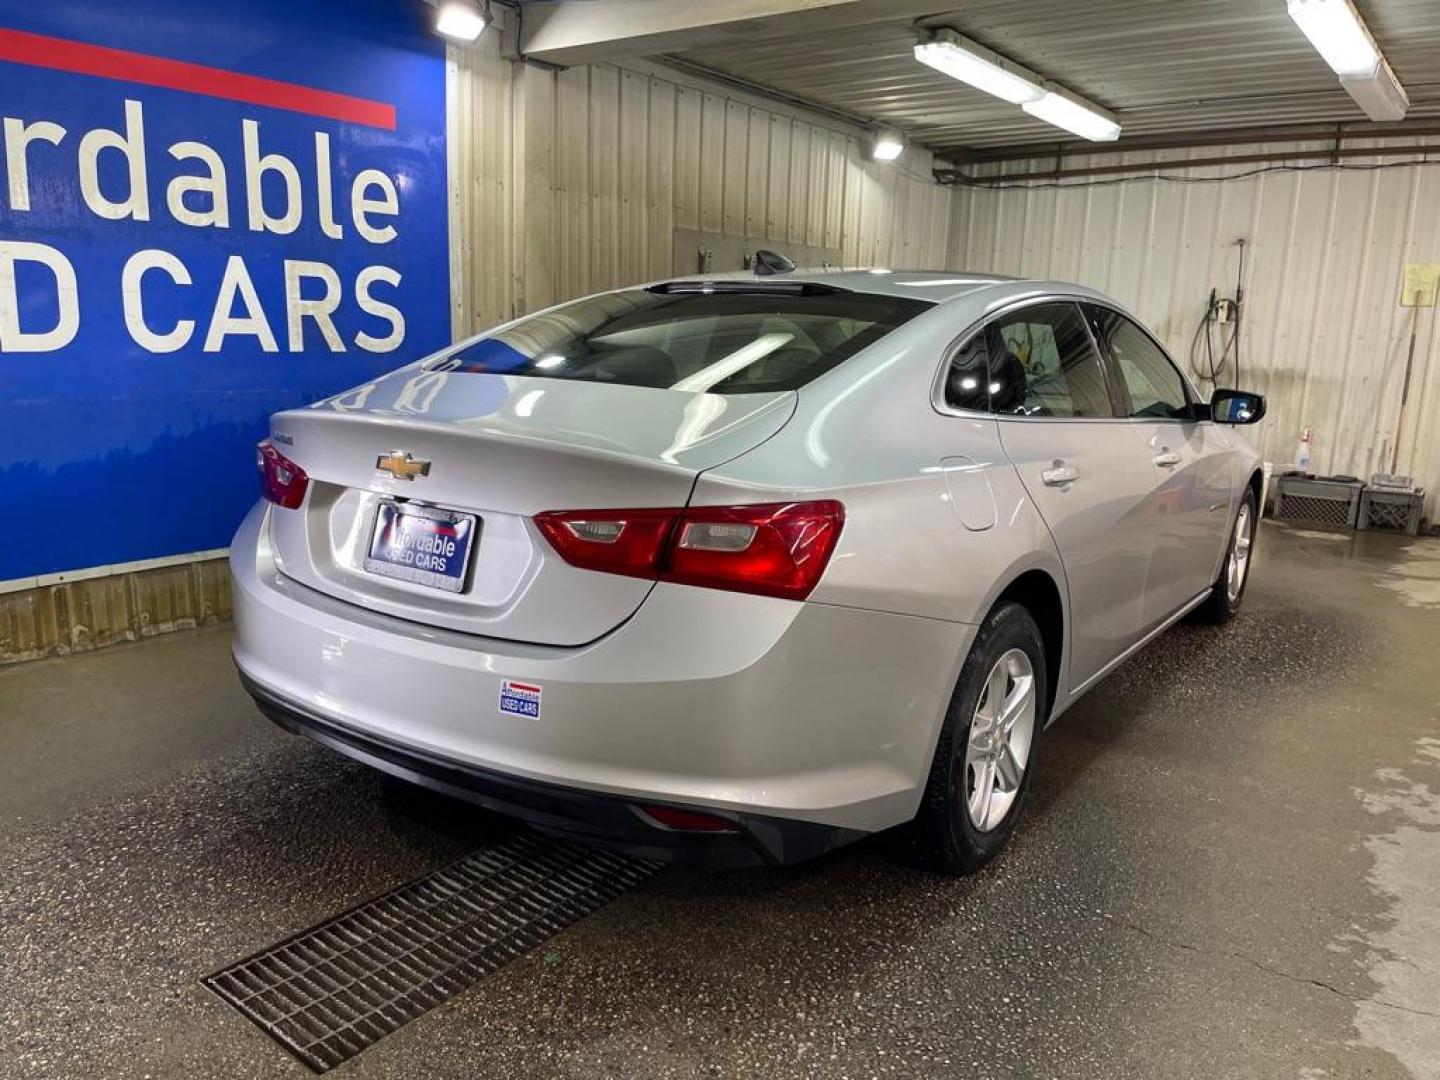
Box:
(1210, 388, 1265, 425)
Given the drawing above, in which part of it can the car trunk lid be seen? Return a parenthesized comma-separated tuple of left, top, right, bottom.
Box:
(264, 369, 794, 646)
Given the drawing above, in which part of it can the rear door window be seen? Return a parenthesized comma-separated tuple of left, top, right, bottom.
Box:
(984, 303, 1115, 418)
(434, 287, 932, 393)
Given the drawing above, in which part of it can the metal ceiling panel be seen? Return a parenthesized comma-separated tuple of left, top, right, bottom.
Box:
(670, 0, 1440, 153)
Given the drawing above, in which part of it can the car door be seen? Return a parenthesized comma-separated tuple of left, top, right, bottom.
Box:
(986, 301, 1160, 690)
(1084, 304, 1233, 628)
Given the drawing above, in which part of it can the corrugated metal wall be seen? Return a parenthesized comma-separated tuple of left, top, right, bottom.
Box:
(448, 36, 956, 335)
(949, 144, 1440, 516)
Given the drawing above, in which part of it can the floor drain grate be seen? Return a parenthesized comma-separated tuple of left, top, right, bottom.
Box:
(203, 832, 660, 1072)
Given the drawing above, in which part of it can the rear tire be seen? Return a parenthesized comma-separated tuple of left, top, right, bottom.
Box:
(912, 601, 1048, 875)
(1191, 488, 1257, 625)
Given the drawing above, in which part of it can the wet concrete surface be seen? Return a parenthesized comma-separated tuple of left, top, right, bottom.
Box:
(1, 520, 1438, 1078)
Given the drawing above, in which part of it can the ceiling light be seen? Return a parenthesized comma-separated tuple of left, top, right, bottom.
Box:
(1022, 90, 1121, 142)
(1287, 0, 1407, 121)
(435, 0, 488, 42)
(1287, 0, 1379, 76)
(1341, 57, 1409, 121)
(914, 27, 1119, 143)
(913, 30, 1044, 105)
(871, 130, 905, 162)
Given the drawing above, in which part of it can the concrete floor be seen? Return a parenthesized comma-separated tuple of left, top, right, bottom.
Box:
(2, 520, 1439, 1079)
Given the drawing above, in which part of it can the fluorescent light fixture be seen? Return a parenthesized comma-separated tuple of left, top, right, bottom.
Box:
(1022, 90, 1121, 142)
(914, 30, 1044, 105)
(915, 27, 1119, 143)
(871, 129, 905, 162)
(1287, 0, 1379, 76)
(1341, 57, 1409, 121)
(1287, 0, 1408, 121)
(534, 355, 566, 370)
(435, 0, 488, 42)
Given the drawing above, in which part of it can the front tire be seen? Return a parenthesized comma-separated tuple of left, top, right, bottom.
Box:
(1191, 488, 1256, 625)
(912, 601, 1048, 875)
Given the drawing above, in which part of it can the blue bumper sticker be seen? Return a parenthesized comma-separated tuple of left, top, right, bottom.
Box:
(498, 679, 542, 720)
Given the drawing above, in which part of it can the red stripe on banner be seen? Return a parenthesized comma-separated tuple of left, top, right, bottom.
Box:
(0, 27, 396, 130)
(506, 682, 542, 694)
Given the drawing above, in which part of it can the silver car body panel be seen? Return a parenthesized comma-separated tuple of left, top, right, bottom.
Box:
(996, 414, 1160, 688)
(233, 501, 973, 830)
(266, 379, 795, 645)
(231, 269, 1261, 837)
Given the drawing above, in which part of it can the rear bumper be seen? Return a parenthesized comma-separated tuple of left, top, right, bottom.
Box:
(231, 501, 972, 855)
(242, 672, 859, 865)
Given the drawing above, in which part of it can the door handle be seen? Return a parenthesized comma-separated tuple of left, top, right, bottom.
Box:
(1152, 451, 1181, 468)
(1041, 464, 1078, 486)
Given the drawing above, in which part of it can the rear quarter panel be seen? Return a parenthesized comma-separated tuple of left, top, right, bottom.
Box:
(690, 299, 1068, 661)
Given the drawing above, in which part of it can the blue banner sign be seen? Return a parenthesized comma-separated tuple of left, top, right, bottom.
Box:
(0, 0, 450, 580)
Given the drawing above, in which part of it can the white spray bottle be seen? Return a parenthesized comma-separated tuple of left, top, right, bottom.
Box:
(1296, 427, 1313, 474)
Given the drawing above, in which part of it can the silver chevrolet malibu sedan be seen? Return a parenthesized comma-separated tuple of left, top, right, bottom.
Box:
(232, 267, 1264, 873)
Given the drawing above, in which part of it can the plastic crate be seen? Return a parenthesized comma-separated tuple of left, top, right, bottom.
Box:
(1358, 486, 1425, 535)
(1273, 475, 1362, 528)
(1369, 473, 1414, 491)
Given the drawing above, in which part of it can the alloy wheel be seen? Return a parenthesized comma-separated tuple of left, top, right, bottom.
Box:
(1227, 503, 1253, 602)
(963, 648, 1036, 832)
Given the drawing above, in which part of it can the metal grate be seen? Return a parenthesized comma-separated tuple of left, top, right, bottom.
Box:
(204, 833, 660, 1072)
(1276, 495, 1351, 526)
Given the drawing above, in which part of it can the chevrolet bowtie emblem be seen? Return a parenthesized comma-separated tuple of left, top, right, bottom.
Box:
(375, 451, 431, 480)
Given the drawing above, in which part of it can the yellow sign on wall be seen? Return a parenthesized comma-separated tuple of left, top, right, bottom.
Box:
(1400, 263, 1440, 307)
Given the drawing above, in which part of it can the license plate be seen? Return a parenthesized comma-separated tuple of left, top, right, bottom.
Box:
(364, 501, 478, 593)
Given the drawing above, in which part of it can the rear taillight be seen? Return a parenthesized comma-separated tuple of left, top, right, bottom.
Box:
(666, 503, 843, 599)
(533, 509, 675, 579)
(256, 439, 309, 509)
(534, 500, 844, 601)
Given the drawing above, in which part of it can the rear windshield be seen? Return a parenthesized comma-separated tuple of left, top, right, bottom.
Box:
(432, 288, 932, 394)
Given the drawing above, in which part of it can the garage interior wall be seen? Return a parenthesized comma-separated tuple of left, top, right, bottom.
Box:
(447, 35, 956, 336)
(949, 144, 1440, 515)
